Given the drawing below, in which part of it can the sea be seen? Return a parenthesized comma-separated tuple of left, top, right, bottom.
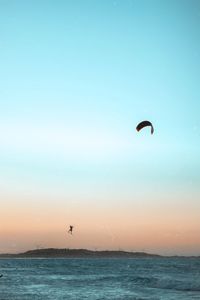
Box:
(0, 257, 200, 300)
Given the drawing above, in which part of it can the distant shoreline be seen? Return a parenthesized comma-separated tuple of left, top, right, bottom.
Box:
(0, 248, 199, 258)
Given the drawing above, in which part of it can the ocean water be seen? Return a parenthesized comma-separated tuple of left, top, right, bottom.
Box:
(0, 257, 200, 299)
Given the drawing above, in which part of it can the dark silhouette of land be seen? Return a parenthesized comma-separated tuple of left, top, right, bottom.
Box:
(0, 248, 161, 258)
(0, 248, 198, 258)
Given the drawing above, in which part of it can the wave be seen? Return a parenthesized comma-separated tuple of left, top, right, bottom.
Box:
(130, 275, 200, 292)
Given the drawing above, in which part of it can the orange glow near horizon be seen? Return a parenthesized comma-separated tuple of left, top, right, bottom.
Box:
(1, 191, 200, 255)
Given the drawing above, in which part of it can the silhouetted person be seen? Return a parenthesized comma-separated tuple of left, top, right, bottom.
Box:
(68, 225, 74, 235)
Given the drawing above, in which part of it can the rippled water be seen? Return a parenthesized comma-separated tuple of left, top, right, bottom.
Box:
(0, 257, 200, 299)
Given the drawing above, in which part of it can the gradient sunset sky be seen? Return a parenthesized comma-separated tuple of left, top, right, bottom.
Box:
(0, 0, 200, 255)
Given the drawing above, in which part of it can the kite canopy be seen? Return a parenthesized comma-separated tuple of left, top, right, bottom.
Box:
(136, 120, 154, 134)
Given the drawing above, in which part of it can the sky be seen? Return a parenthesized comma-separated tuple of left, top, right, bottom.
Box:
(0, 0, 200, 255)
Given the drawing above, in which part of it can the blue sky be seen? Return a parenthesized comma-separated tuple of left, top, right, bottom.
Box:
(0, 0, 200, 254)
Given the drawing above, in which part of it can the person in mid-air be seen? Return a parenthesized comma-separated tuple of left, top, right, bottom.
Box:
(68, 225, 74, 235)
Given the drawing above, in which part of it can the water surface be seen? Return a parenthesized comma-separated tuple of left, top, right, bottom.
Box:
(0, 257, 200, 299)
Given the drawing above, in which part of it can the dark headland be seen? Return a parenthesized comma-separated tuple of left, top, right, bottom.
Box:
(0, 248, 198, 258)
(0, 248, 161, 258)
